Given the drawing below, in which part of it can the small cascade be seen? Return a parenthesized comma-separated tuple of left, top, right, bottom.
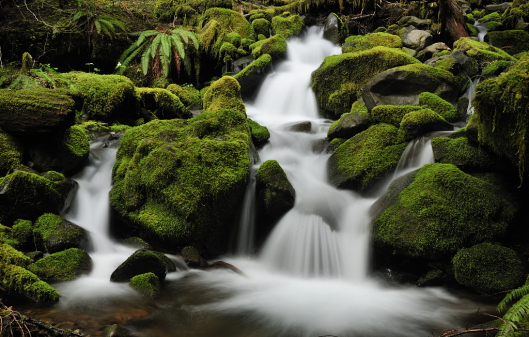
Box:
(392, 134, 435, 179)
(474, 20, 489, 42)
(236, 167, 257, 255)
(464, 77, 480, 117)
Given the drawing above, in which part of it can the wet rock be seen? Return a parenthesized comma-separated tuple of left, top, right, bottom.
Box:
(402, 28, 433, 51)
(485, 2, 511, 13)
(110, 249, 170, 282)
(323, 13, 344, 43)
(205, 261, 246, 276)
(398, 16, 430, 29)
(286, 121, 311, 133)
(129, 272, 161, 298)
(327, 101, 371, 140)
(28, 248, 92, 281)
(248, 119, 270, 147)
(418, 42, 451, 62)
(34, 214, 89, 253)
(457, 96, 469, 118)
(256, 160, 296, 223)
(122, 237, 152, 249)
(233, 54, 272, 99)
(106, 324, 131, 337)
(396, 109, 454, 142)
(25, 251, 43, 263)
(181, 246, 209, 268)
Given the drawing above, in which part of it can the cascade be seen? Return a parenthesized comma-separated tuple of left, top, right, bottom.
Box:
(474, 20, 489, 42)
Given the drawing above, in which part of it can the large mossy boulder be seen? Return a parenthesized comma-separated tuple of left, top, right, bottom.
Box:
(34, 213, 89, 253)
(372, 163, 519, 259)
(110, 77, 251, 253)
(110, 249, 170, 282)
(136, 88, 192, 120)
(250, 35, 287, 60)
(28, 248, 91, 281)
(0, 128, 24, 176)
(233, 54, 272, 99)
(327, 100, 371, 140)
(66, 72, 139, 121)
(271, 14, 304, 38)
(362, 64, 460, 111)
(426, 50, 479, 90)
(341, 33, 402, 53)
(12, 219, 34, 250)
(328, 123, 408, 192)
(472, 55, 529, 180)
(311, 47, 420, 118)
(130, 272, 161, 297)
(27, 125, 90, 173)
(0, 88, 82, 137)
(453, 243, 527, 294)
(454, 37, 516, 64)
(397, 109, 453, 142)
(255, 160, 296, 224)
(0, 171, 77, 224)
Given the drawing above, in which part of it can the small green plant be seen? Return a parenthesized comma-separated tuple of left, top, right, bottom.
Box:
(85, 62, 94, 73)
(496, 284, 529, 336)
(73, 0, 125, 45)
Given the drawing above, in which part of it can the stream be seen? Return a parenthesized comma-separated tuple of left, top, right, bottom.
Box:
(17, 26, 494, 337)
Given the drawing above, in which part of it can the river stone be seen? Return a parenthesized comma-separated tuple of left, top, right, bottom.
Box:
(110, 249, 169, 282)
(34, 214, 89, 254)
(256, 160, 295, 223)
(27, 248, 92, 281)
(397, 109, 454, 142)
(402, 29, 433, 50)
(327, 110, 371, 140)
(486, 2, 511, 13)
(181, 246, 209, 268)
(323, 13, 344, 43)
(286, 121, 312, 133)
(398, 16, 429, 29)
(362, 64, 459, 112)
(418, 42, 451, 62)
(233, 54, 272, 99)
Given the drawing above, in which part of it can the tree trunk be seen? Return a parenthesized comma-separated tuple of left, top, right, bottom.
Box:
(440, 0, 469, 42)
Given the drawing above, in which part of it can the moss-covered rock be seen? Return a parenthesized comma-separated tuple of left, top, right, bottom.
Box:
(12, 219, 34, 250)
(311, 47, 420, 118)
(484, 30, 529, 56)
(166, 84, 201, 107)
(250, 35, 287, 60)
(341, 33, 402, 53)
(0, 262, 59, 302)
(130, 272, 160, 297)
(0, 243, 31, 267)
(0, 88, 82, 137)
(452, 243, 526, 294)
(323, 13, 345, 44)
(472, 55, 529, 181)
(136, 88, 192, 120)
(371, 105, 423, 127)
(397, 108, 453, 142)
(110, 249, 169, 282)
(454, 37, 516, 64)
(252, 18, 270, 38)
(0, 128, 24, 177)
(428, 50, 479, 91)
(418, 92, 459, 122)
(372, 163, 519, 259)
(28, 248, 91, 281)
(110, 77, 250, 252)
(271, 14, 304, 38)
(482, 60, 515, 76)
(256, 160, 295, 223)
(233, 54, 272, 99)
(66, 72, 140, 121)
(327, 100, 371, 140)
(28, 125, 90, 173)
(247, 119, 270, 147)
(328, 123, 408, 191)
(0, 171, 77, 224)
(34, 213, 89, 253)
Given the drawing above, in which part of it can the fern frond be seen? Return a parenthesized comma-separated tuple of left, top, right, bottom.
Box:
(98, 19, 116, 34)
(0, 75, 9, 87)
(176, 29, 199, 50)
(119, 42, 141, 63)
(141, 41, 153, 75)
(135, 30, 157, 45)
(174, 28, 189, 44)
(8, 75, 25, 89)
(100, 15, 125, 31)
(31, 69, 56, 87)
(73, 10, 85, 21)
(183, 55, 192, 77)
(94, 20, 102, 35)
(170, 35, 185, 62)
(121, 45, 144, 68)
(498, 285, 529, 312)
(150, 34, 163, 59)
(160, 34, 172, 77)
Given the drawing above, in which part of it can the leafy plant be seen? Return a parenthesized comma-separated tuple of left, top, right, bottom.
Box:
(496, 284, 529, 336)
(1, 62, 77, 90)
(73, 0, 125, 43)
(118, 27, 199, 81)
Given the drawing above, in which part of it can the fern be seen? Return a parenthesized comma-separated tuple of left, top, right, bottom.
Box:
(497, 284, 529, 337)
(72, 0, 125, 39)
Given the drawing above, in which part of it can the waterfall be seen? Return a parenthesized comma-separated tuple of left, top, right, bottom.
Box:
(474, 20, 488, 42)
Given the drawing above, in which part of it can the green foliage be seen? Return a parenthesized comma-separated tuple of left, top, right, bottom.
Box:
(130, 272, 160, 297)
(341, 33, 402, 53)
(497, 283, 529, 337)
(73, 0, 125, 38)
(28, 248, 91, 281)
(119, 28, 199, 80)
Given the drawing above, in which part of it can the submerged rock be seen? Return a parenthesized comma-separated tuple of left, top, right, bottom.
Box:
(286, 121, 311, 133)
(111, 249, 170, 282)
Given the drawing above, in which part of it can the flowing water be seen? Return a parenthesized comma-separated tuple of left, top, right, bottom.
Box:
(17, 27, 488, 336)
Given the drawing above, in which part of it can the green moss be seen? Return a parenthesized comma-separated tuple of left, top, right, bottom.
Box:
(342, 33, 402, 53)
(311, 47, 421, 117)
(252, 18, 270, 37)
(0, 243, 31, 267)
(256, 159, 293, 211)
(454, 37, 516, 64)
(482, 12, 502, 20)
(328, 123, 408, 191)
(328, 138, 347, 152)
(62, 125, 90, 168)
(166, 84, 201, 107)
(110, 77, 251, 251)
(0, 262, 59, 302)
(473, 55, 529, 182)
(467, 23, 478, 36)
(258, 34, 267, 41)
(371, 105, 423, 127)
(453, 243, 526, 294)
(34, 213, 87, 253)
(374, 27, 387, 33)
(467, 13, 475, 21)
(247, 118, 270, 145)
(220, 42, 238, 62)
(431, 136, 503, 170)
(249, 13, 266, 23)
(81, 121, 111, 133)
(485, 21, 503, 31)
(397, 109, 451, 142)
(271, 14, 304, 38)
(482, 60, 515, 76)
(387, 24, 400, 35)
(66, 72, 139, 121)
(28, 248, 91, 281)
(472, 9, 484, 19)
(136, 88, 192, 120)
(111, 124, 133, 133)
(433, 50, 451, 58)
(226, 32, 242, 48)
(130, 272, 160, 297)
(250, 35, 287, 60)
(240, 38, 255, 52)
(233, 54, 272, 82)
(0, 128, 24, 176)
(418, 92, 459, 122)
(485, 30, 529, 56)
(373, 163, 519, 259)
(12, 220, 33, 249)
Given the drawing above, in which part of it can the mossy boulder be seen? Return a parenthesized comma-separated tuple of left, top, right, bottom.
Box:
(0, 88, 82, 137)
(250, 35, 287, 60)
(0, 243, 31, 267)
(328, 123, 408, 192)
(110, 249, 169, 282)
(453, 243, 527, 294)
(252, 18, 270, 38)
(256, 160, 296, 224)
(454, 37, 516, 64)
(484, 30, 529, 56)
(34, 213, 89, 253)
(372, 163, 519, 259)
(418, 92, 459, 122)
(371, 105, 423, 127)
(327, 100, 371, 140)
(28, 248, 91, 281)
(27, 125, 90, 173)
(482, 60, 515, 76)
(0, 128, 24, 177)
(247, 119, 270, 147)
(427, 50, 479, 90)
(0, 262, 59, 302)
(166, 84, 201, 107)
(341, 33, 402, 53)
(181, 246, 209, 268)
(136, 88, 192, 120)
(472, 55, 529, 180)
(66, 72, 140, 121)
(362, 63, 460, 112)
(311, 47, 420, 118)
(323, 13, 345, 44)
(130, 272, 160, 297)
(110, 77, 250, 253)
(12, 219, 34, 250)
(397, 109, 453, 142)
(0, 171, 77, 224)
(271, 14, 304, 38)
(233, 54, 272, 99)
(432, 136, 505, 172)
